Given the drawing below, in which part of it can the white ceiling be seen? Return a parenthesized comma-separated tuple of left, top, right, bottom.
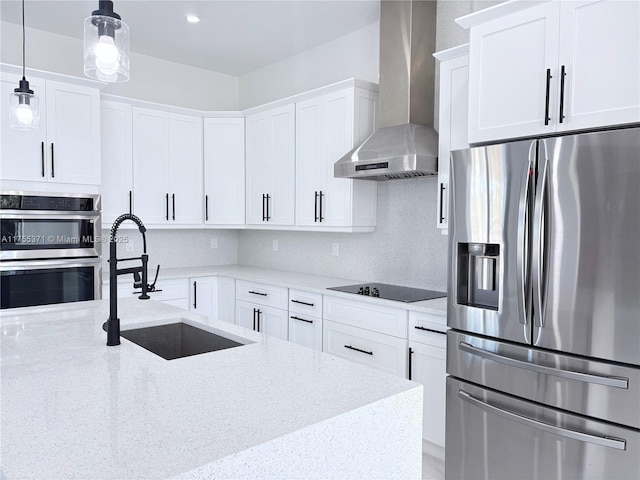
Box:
(0, 0, 380, 76)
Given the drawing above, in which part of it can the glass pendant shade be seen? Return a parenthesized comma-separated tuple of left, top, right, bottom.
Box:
(10, 79, 39, 130)
(84, 3, 129, 82)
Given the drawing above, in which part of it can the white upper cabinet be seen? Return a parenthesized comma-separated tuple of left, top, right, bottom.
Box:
(132, 107, 170, 224)
(132, 106, 203, 225)
(100, 100, 133, 225)
(434, 45, 469, 232)
(464, 0, 639, 144)
(1, 73, 100, 186)
(295, 86, 378, 230)
(556, 0, 640, 132)
(168, 113, 203, 225)
(245, 104, 295, 226)
(203, 117, 245, 225)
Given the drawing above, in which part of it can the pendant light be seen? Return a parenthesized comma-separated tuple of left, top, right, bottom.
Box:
(10, 0, 39, 130)
(84, 1, 129, 82)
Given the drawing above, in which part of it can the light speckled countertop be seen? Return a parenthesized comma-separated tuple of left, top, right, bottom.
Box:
(0, 298, 421, 479)
(104, 264, 448, 317)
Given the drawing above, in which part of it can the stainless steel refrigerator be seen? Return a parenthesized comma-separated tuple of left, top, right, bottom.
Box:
(446, 127, 640, 480)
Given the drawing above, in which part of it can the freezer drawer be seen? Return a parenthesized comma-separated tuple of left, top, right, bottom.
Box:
(447, 331, 640, 429)
(446, 377, 640, 480)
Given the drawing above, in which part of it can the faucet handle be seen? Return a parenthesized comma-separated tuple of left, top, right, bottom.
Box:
(147, 264, 161, 292)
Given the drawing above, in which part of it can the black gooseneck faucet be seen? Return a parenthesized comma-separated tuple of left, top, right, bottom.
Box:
(104, 213, 158, 346)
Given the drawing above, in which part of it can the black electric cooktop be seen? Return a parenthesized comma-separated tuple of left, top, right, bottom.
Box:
(327, 283, 446, 303)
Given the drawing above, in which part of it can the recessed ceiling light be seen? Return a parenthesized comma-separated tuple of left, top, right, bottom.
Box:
(186, 15, 200, 24)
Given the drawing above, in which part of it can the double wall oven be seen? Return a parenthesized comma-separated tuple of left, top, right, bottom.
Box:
(0, 192, 102, 309)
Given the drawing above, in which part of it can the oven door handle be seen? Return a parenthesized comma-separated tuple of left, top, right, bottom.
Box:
(0, 212, 100, 220)
(0, 257, 101, 271)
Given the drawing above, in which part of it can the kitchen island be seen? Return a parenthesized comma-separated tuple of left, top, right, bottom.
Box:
(0, 298, 422, 479)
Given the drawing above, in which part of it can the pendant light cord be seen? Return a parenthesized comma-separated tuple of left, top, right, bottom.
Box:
(21, 0, 26, 80)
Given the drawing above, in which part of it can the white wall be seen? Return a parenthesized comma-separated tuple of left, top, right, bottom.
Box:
(238, 21, 379, 109)
(0, 21, 239, 110)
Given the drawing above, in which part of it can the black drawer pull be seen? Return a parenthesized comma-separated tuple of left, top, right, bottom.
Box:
(344, 345, 373, 356)
(414, 325, 446, 335)
(291, 299, 314, 307)
(248, 290, 267, 296)
(291, 315, 313, 324)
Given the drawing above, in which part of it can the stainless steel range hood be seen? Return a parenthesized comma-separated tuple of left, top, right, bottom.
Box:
(334, 0, 438, 181)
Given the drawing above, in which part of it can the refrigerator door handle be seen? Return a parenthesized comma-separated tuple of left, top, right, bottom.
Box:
(458, 389, 627, 450)
(532, 151, 550, 328)
(517, 144, 535, 325)
(459, 341, 629, 389)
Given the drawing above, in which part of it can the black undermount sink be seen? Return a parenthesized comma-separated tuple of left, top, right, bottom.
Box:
(121, 322, 244, 360)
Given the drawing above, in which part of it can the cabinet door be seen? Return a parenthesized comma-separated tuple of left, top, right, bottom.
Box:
(245, 112, 270, 224)
(100, 101, 133, 225)
(468, 2, 560, 143)
(320, 89, 355, 227)
(203, 118, 245, 225)
(557, 0, 640, 132)
(132, 107, 169, 224)
(217, 277, 236, 324)
(267, 104, 295, 225)
(410, 337, 447, 448)
(0, 74, 47, 182)
(236, 300, 257, 331)
(190, 276, 218, 324)
(168, 113, 203, 225)
(45, 81, 101, 185)
(258, 305, 288, 341)
(437, 54, 469, 231)
(289, 313, 322, 351)
(295, 96, 323, 226)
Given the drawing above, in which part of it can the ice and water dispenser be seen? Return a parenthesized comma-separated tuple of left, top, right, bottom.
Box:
(456, 243, 500, 311)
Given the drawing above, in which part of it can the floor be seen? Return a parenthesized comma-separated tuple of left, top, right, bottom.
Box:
(422, 441, 445, 480)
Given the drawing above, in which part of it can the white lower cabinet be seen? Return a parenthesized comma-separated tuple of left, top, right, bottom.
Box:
(323, 320, 407, 377)
(288, 289, 323, 351)
(102, 278, 189, 310)
(190, 276, 218, 324)
(236, 300, 288, 340)
(408, 311, 447, 448)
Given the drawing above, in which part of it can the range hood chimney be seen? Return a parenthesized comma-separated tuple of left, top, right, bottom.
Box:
(334, 0, 438, 180)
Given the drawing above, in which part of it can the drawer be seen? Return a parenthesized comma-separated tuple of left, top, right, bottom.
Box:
(288, 289, 323, 317)
(236, 280, 288, 309)
(323, 295, 408, 338)
(409, 311, 447, 345)
(323, 320, 408, 377)
(146, 278, 189, 302)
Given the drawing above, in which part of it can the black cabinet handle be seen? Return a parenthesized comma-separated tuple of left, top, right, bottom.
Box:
(291, 299, 314, 307)
(262, 194, 266, 221)
(205, 195, 209, 221)
(256, 309, 261, 332)
(40, 142, 45, 177)
(248, 290, 267, 296)
(414, 325, 446, 335)
(193, 281, 197, 309)
(344, 345, 373, 356)
(253, 308, 257, 330)
(409, 347, 414, 380)
(559, 64, 566, 124)
(319, 191, 324, 222)
(129, 191, 133, 214)
(291, 315, 313, 324)
(50, 143, 55, 177)
(266, 194, 271, 221)
(439, 183, 446, 223)
(165, 193, 169, 221)
(544, 68, 552, 126)
(314, 191, 318, 222)
(172, 194, 175, 221)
